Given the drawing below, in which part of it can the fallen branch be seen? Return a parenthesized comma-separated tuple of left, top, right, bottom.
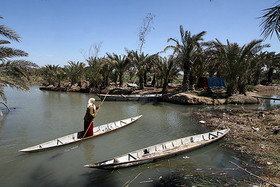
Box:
(0, 102, 10, 112)
(122, 172, 142, 187)
(229, 161, 279, 187)
(140, 180, 153, 184)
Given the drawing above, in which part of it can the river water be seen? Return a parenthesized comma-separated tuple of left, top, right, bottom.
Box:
(0, 87, 278, 187)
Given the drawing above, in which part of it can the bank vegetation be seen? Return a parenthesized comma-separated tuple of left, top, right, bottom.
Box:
(36, 30, 279, 99)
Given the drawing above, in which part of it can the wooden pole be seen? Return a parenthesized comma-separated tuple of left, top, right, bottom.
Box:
(252, 96, 280, 101)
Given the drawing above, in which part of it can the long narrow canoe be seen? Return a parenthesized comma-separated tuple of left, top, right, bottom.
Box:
(97, 94, 162, 101)
(252, 95, 280, 101)
(84, 129, 230, 169)
(19, 115, 142, 153)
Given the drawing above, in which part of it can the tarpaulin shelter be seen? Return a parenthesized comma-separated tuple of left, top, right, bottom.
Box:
(207, 77, 226, 88)
(197, 77, 226, 89)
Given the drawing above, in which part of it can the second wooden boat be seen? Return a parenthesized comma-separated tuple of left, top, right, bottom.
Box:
(97, 94, 162, 101)
(84, 129, 230, 169)
(19, 115, 142, 153)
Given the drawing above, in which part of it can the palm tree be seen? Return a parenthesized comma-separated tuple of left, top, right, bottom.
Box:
(156, 56, 180, 93)
(0, 62, 29, 102)
(107, 53, 131, 87)
(127, 50, 150, 90)
(250, 52, 268, 85)
(165, 25, 206, 91)
(209, 39, 268, 95)
(260, 3, 280, 40)
(40, 65, 65, 87)
(189, 46, 214, 88)
(263, 52, 280, 84)
(85, 56, 106, 88)
(0, 17, 36, 103)
(64, 61, 85, 85)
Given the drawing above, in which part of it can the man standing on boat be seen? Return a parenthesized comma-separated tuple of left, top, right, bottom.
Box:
(83, 98, 101, 137)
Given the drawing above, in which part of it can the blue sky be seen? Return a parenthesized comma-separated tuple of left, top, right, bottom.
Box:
(1, 0, 279, 67)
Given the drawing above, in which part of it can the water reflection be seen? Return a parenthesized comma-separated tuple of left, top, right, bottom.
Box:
(82, 141, 95, 163)
(258, 95, 280, 110)
(270, 95, 280, 106)
(121, 103, 139, 117)
(0, 110, 8, 130)
(166, 110, 182, 127)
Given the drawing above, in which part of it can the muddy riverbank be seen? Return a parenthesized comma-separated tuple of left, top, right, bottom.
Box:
(194, 108, 280, 185)
(39, 83, 279, 105)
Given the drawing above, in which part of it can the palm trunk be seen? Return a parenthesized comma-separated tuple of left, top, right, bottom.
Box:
(227, 80, 237, 96)
(267, 68, 274, 85)
(253, 69, 261, 85)
(162, 77, 168, 94)
(189, 72, 195, 90)
(139, 75, 144, 90)
(238, 79, 246, 95)
(144, 71, 147, 86)
(182, 62, 190, 91)
(151, 74, 156, 87)
(119, 73, 123, 87)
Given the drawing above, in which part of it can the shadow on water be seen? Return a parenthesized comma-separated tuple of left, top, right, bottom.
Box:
(18, 155, 69, 187)
(25, 164, 58, 187)
(23, 163, 86, 187)
(151, 169, 260, 187)
(82, 169, 121, 187)
(45, 145, 81, 162)
(81, 146, 266, 186)
(20, 146, 86, 187)
(82, 162, 262, 187)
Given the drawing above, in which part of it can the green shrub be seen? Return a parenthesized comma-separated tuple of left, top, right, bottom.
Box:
(246, 85, 255, 92)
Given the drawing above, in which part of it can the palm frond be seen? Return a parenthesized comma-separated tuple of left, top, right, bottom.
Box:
(0, 46, 28, 60)
(260, 4, 280, 40)
(0, 67, 29, 93)
(0, 25, 20, 42)
(0, 40, 10, 45)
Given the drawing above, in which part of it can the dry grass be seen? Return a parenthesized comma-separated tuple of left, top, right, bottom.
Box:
(194, 109, 280, 184)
